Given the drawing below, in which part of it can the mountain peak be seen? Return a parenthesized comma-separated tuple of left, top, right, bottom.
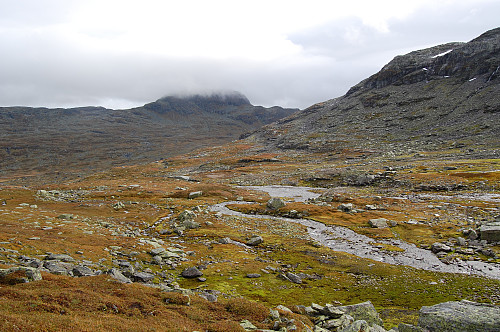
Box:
(158, 91, 251, 107)
(347, 27, 500, 95)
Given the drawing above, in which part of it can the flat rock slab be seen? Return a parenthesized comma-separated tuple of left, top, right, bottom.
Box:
(480, 222, 500, 242)
(369, 218, 389, 228)
(418, 300, 500, 332)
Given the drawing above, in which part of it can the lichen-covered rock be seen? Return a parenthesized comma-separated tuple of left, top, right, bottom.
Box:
(0, 266, 42, 284)
(340, 320, 371, 332)
(336, 301, 383, 326)
(479, 222, 500, 242)
(112, 201, 125, 210)
(176, 210, 200, 230)
(246, 235, 263, 246)
(338, 203, 353, 212)
(106, 268, 132, 283)
(369, 218, 389, 228)
(132, 271, 155, 283)
(240, 319, 258, 330)
(72, 265, 94, 277)
(188, 191, 203, 199)
(418, 300, 500, 332)
(284, 272, 302, 284)
(181, 266, 203, 278)
(430, 242, 452, 253)
(267, 197, 285, 210)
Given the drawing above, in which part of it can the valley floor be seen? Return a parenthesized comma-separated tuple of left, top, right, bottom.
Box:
(1, 143, 499, 331)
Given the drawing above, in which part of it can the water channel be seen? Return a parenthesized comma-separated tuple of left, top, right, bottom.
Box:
(209, 185, 500, 280)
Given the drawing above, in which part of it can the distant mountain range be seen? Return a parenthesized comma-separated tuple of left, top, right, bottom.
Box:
(247, 28, 500, 159)
(0, 92, 297, 182)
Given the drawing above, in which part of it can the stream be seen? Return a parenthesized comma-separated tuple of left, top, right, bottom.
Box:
(209, 185, 500, 280)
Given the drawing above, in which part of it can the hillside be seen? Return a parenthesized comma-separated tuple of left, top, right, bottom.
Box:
(0, 92, 297, 184)
(247, 28, 500, 159)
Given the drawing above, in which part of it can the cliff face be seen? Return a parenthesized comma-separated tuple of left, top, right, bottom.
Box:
(248, 28, 500, 158)
(0, 93, 297, 182)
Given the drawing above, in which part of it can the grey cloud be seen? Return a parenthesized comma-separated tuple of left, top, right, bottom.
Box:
(0, 1, 499, 110)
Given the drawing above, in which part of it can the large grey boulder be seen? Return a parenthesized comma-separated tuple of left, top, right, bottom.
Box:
(338, 203, 354, 212)
(176, 210, 200, 230)
(72, 265, 94, 277)
(267, 197, 285, 210)
(430, 242, 452, 254)
(369, 218, 389, 228)
(43, 261, 72, 275)
(418, 300, 500, 332)
(0, 266, 42, 283)
(132, 271, 155, 283)
(336, 301, 383, 326)
(181, 266, 203, 278)
(246, 235, 264, 246)
(479, 222, 500, 242)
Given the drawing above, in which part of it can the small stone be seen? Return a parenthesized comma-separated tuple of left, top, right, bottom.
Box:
(197, 277, 207, 282)
(57, 214, 74, 220)
(188, 191, 203, 199)
(152, 255, 163, 265)
(467, 229, 478, 240)
(246, 273, 261, 278)
(112, 202, 125, 210)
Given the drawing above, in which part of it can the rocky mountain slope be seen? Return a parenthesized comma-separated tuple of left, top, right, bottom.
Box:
(0, 92, 297, 183)
(247, 28, 500, 159)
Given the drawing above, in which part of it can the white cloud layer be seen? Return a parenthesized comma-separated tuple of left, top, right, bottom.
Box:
(0, 0, 499, 109)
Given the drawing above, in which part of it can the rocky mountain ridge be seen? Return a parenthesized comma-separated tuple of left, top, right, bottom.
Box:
(0, 92, 297, 183)
(247, 28, 500, 158)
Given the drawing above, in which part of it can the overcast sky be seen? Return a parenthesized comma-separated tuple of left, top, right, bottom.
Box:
(0, 0, 499, 110)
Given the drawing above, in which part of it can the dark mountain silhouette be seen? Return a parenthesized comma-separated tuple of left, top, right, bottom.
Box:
(0, 92, 297, 182)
